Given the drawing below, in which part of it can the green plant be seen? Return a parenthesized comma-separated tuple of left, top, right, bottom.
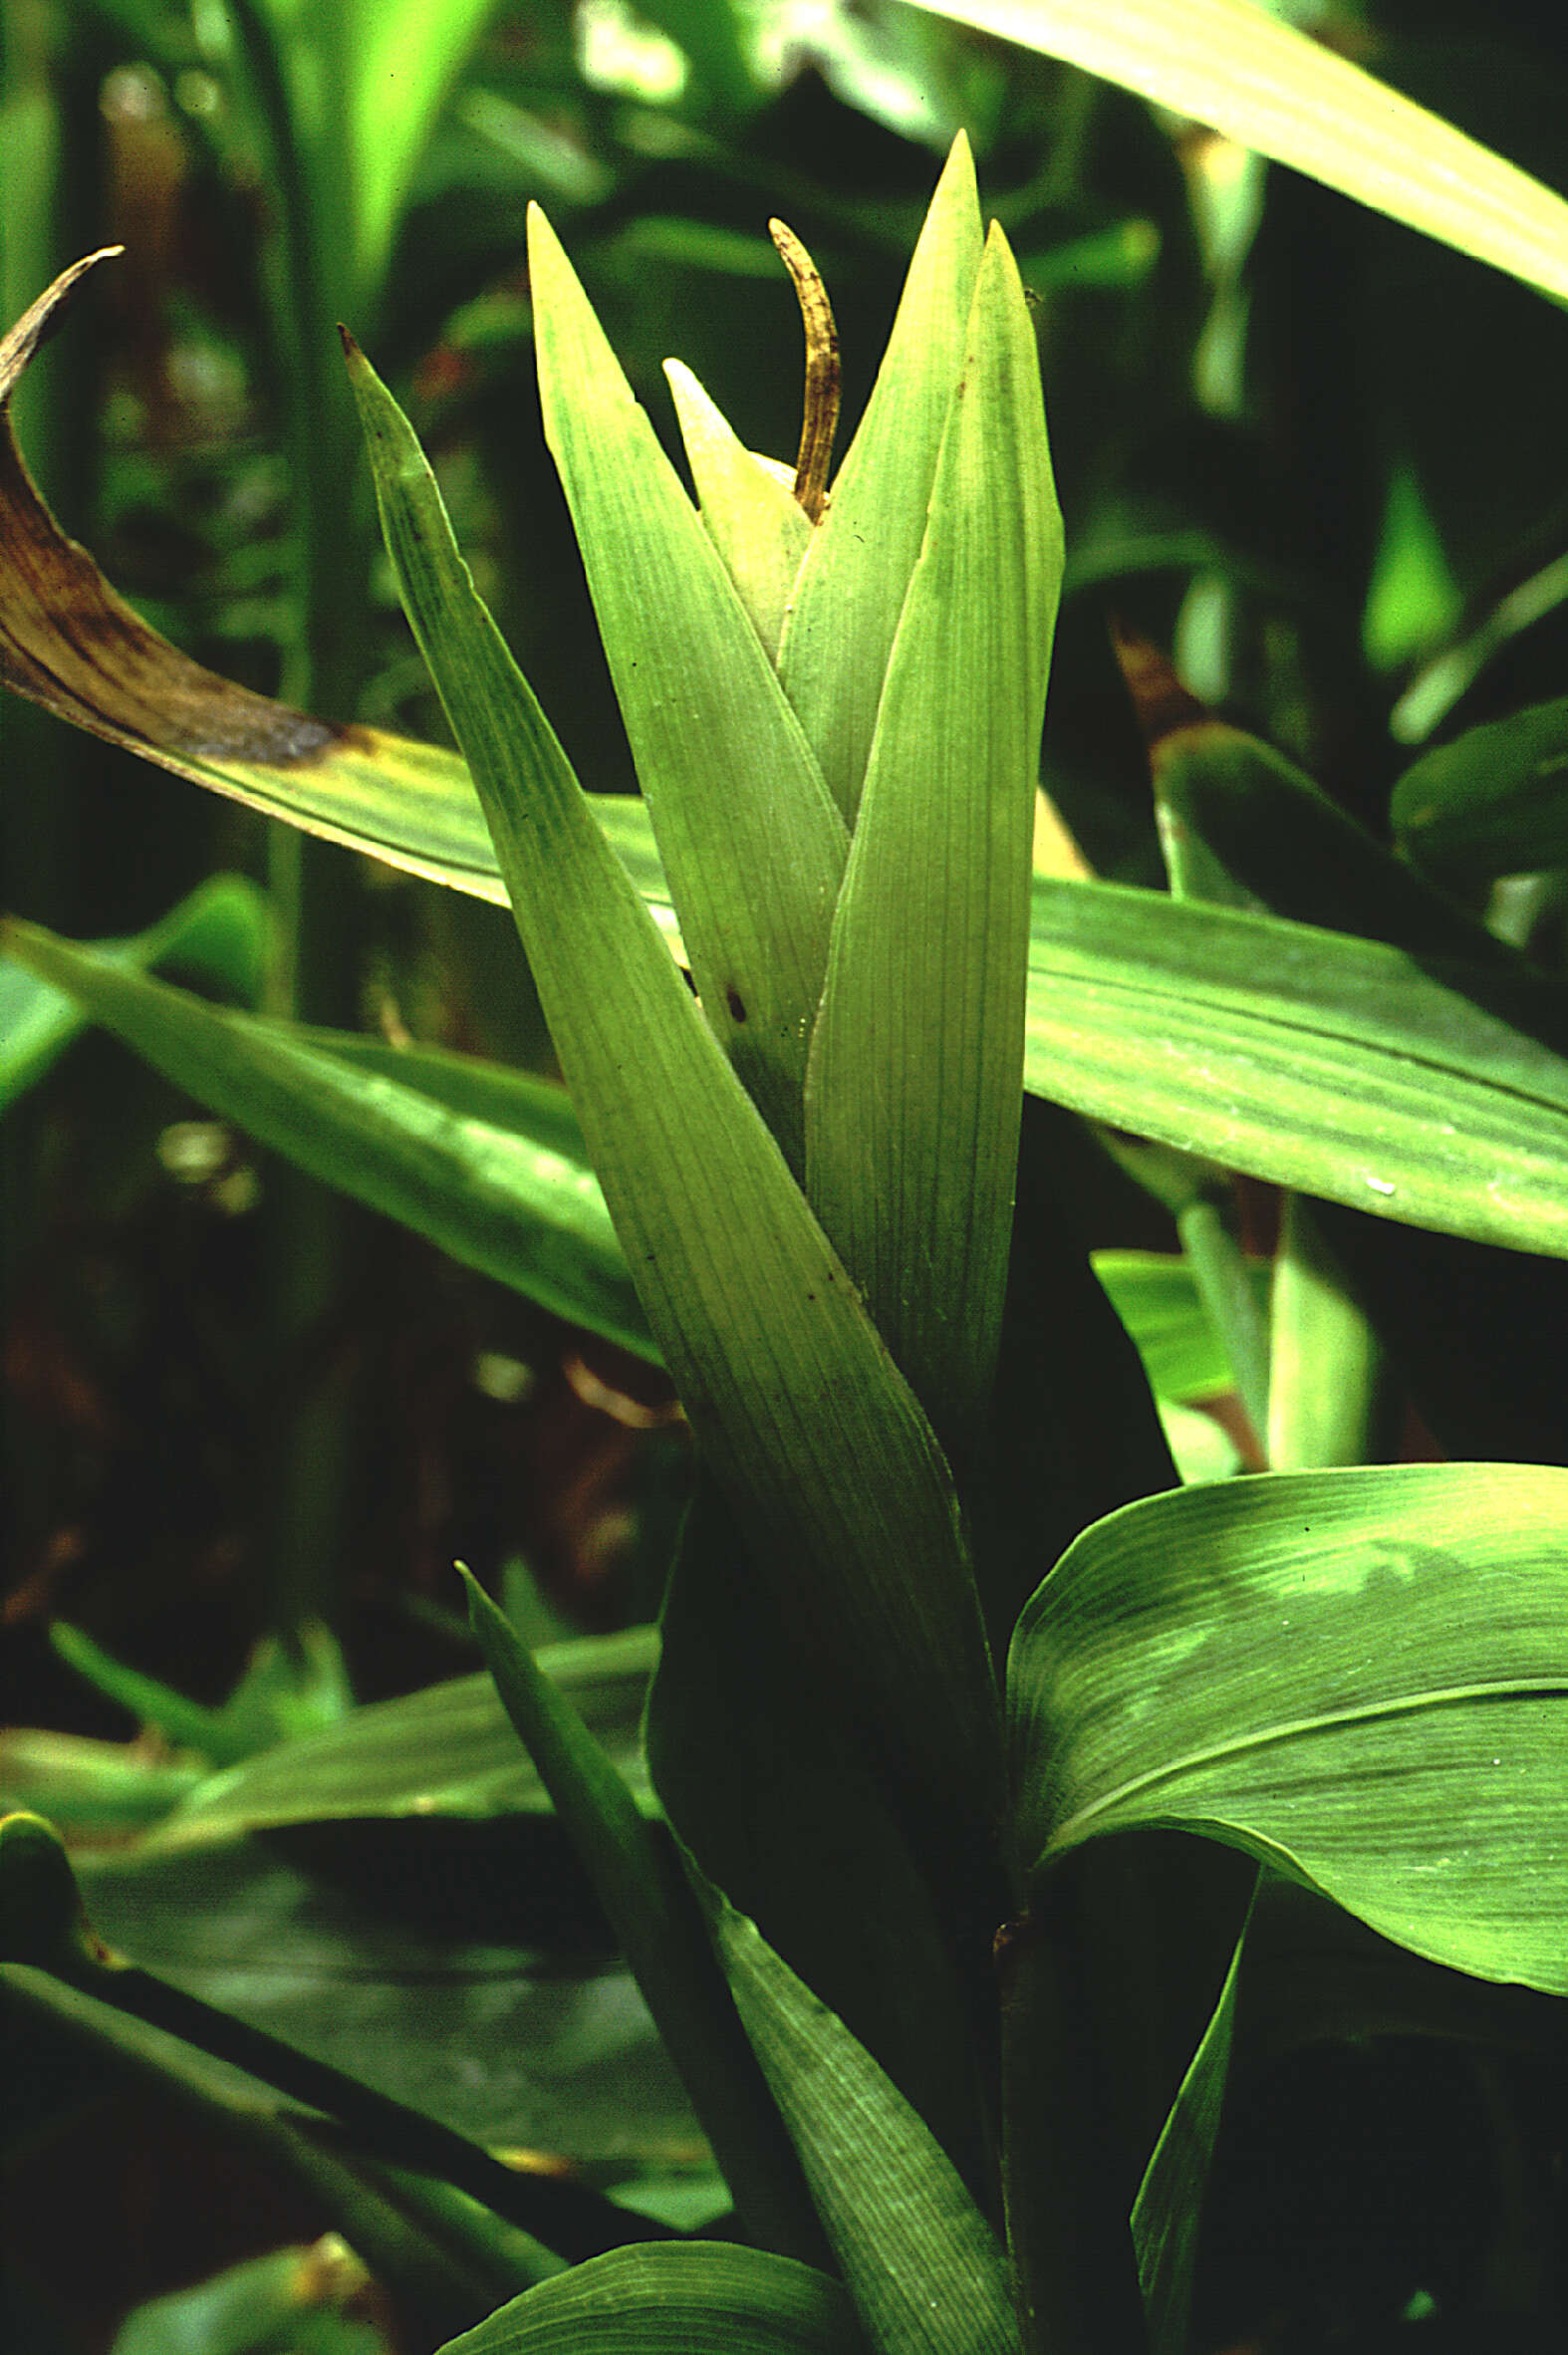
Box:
(4, 7, 1568, 2352)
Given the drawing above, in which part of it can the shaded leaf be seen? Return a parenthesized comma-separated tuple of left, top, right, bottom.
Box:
(74, 1831, 701, 2169)
(1392, 696, 1568, 883)
(461, 1572, 826, 2266)
(0, 920, 654, 1362)
(1131, 1905, 1247, 2355)
(1009, 1461, 1568, 1993)
(703, 1880, 1020, 2355)
(434, 2242, 862, 2355)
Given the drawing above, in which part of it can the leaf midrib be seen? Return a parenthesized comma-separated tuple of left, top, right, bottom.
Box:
(1038, 1675, 1568, 1853)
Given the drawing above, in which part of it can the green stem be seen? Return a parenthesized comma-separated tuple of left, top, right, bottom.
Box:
(1267, 1193, 1388, 1469)
(1176, 1192, 1270, 1451)
(999, 1876, 1151, 2355)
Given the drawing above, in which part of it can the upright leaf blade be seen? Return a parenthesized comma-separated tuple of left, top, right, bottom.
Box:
(777, 133, 983, 822)
(343, 335, 1004, 1847)
(461, 1571, 827, 2266)
(805, 222, 1061, 1439)
(529, 207, 847, 1166)
(703, 1881, 1021, 2355)
(663, 361, 811, 662)
(1008, 1462, 1568, 1993)
(911, 0, 1568, 306)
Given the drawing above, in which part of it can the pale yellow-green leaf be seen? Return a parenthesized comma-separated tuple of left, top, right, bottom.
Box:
(777, 132, 983, 821)
(913, 0, 1568, 306)
(663, 361, 812, 661)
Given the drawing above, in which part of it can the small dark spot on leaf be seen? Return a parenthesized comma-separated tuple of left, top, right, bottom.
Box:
(724, 985, 747, 1022)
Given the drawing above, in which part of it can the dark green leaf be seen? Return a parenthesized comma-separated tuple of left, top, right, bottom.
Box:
(434, 2242, 862, 2355)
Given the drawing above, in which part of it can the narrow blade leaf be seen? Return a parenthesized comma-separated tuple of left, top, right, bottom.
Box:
(703, 1880, 1021, 2355)
(529, 207, 847, 1164)
(1025, 881, 1568, 1259)
(663, 360, 811, 661)
(1009, 1462, 1568, 1992)
(0, 917, 653, 1361)
(777, 133, 983, 822)
(343, 334, 1003, 1843)
(461, 1571, 827, 2266)
(805, 222, 1061, 1437)
(911, 0, 1568, 306)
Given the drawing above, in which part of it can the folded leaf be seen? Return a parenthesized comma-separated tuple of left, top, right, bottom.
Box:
(703, 1879, 1020, 2355)
(1009, 1461, 1568, 1993)
(663, 361, 811, 661)
(433, 2242, 862, 2355)
(778, 133, 983, 822)
(0, 874, 271, 1114)
(912, 0, 1568, 306)
(805, 221, 1061, 1439)
(529, 206, 847, 1165)
(344, 327, 1003, 1847)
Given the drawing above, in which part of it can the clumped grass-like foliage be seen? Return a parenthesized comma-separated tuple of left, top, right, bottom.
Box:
(3, 5, 1568, 2351)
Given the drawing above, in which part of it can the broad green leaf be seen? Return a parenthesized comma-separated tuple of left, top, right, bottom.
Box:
(344, 326, 1003, 1849)
(777, 132, 983, 822)
(1392, 696, 1568, 882)
(805, 222, 1061, 1438)
(0, 874, 271, 1115)
(461, 1572, 826, 2267)
(434, 2242, 861, 2355)
(1008, 1462, 1568, 1993)
(1091, 1251, 1269, 1407)
(65, 1827, 705, 2194)
(911, 0, 1568, 306)
(339, 0, 499, 303)
(1025, 880, 1568, 1260)
(663, 361, 811, 661)
(147, 1629, 657, 1847)
(1131, 1906, 1248, 2355)
(704, 1882, 1020, 2355)
(0, 919, 653, 1361)
(529, 206, 847, 1165)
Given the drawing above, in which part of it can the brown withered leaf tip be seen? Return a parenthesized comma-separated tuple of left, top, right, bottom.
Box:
(769, 218, 840, 525)
(0, 248, 355, 768)
(1108, 614, 1210, 767)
